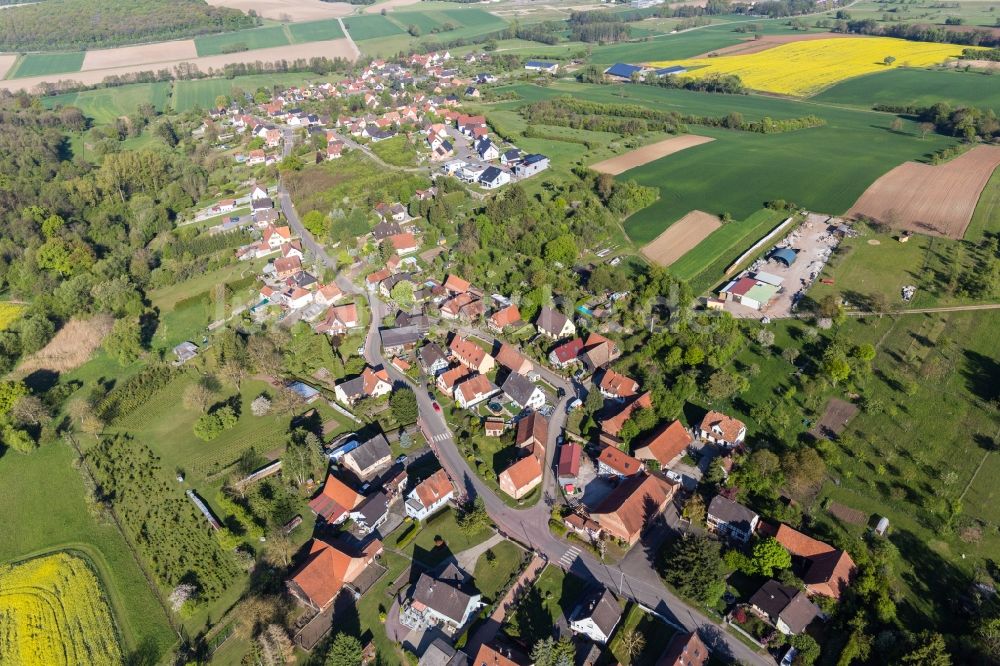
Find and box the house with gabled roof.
[488,304,522,332]
[549,338,584,368]
[536,306,575,340]
[406,469,454,521]
[449,335,495,374]
[287,538,383,611]
[598,368,639,401]
[597,446,643,478]
[499,452,542,500]
[698,410,746,448]
[334,366,392,406]
[343,433,392,480]
[437,365,473,397]
[658,631,710,666]
[308,474,363,524]
[455,374,499,409]
[633,420,693,469]
[767,523,857,599]
[315,302,360,335]
[748,580,820,635]
[591,472,676,545]
[706,495,759,543]
[600,392,653,437]
[569,587,623,644]
[501,372,545,411]
[515,411,548,452]
[404,564,483,632]
[495,342,533,375]
[443,274,471,294]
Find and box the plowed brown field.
[847,145,1000,239]
[641,210,721,266]
[590,134,713,175]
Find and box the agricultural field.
[6,52,85,79]
[41,82,172,124]
[193,25,290,56]
[844,0,1000,29]
[0,302,25,331]
[171,72,314,112]
[0,442,175,661]
[343,15,406,40]
[815,67,1000,112]
[966,165,1000,242]
[649,37,969,96]
[0,552,122,666]
[847,145,1000,238]
[287,17,345,42]
[590,134,714,176]
[640,209,721,267]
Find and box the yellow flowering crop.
[0,553,123,666]
[648,37,968,96]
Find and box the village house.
[515,411,548,452]
[287,538,383,611]
[590,473,676,546]
[471,643,530,666]
[524,61,558,74]
[579,332,621,372]
[660,632,710,666]
[405,469,454,521]
[597,368,639,401]
[557,442,582,489]
[403,565,483,633]
[449,335,495,374]
[498,452,542,500]
[315,283,344,306]
[495,342,533,375]
[375,202,407,223]
[350,491,390,535]
[443,274,471,294]
[536,306,576,340]
[455,374,500,409]
[632,420,693,469]
[600,392,653,438]
[484,416,506,437]
[334,366,392,406]
[596,445,644,478]
[273,256,302,280]
[315,302,360,335]
[372,220,403,241]
[698,410,746,448]
[706,495,759,543]
[437,365,473,398]
[418,342,450,375]
[748,580,821,635]
[420,639,465,666]
[342,433,393,480]
[549,338,585,369]
[308,474,362,524]
[513,154,550,178]
[475,137,500,161]
[767,523,857,599]
[479,166,510,190]
[488,304,522,333]
[380,325,423,356]
[501,372,546,411]
[389,232,419,255]
[569,587,623,644]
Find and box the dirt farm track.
[640,210,721,266]
[590,135,714,175]
[847,145,1000,239]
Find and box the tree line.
[0,0,260,51]
[834,18,1000,48]
[873,101,1000,141]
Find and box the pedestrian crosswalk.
[430,432,451,443]
[558,545,581,568]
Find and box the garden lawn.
[194,25,290,56]
[608,603,676,666]
[287,18,345,42]
[814,67,1000,113]
[41,82,172,124]
[965,164,1000,243]
[344,15,405,40]
[357,549,409,664]
[369,135,420,167]
[504,565,588,645]
[8,52,84,78]
[0,442,175,661]
[405,507,493,569]
[472,539,525,602]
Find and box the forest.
[0,0,259,51]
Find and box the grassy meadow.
[287,18,345,43]
[814,67,1000,112]
[344,15,406,41]
[194,25,290,57]
[8,52,85,78]
[41,82,172,123]
[965,165,1000,243]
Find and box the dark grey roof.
[373,220,402,239]
[708,495,758,531]
[338,375,366,399]
[293,272,317,288]
[382,272,414,291]
[418,342,448,369]
[419,638,458,666]
[411,572,474,624]
[354,491,388,525]
[380,325,423,349]
[749,580,819,634]
[346,433,391,472]
[501,372,538,408]
[480,166,504,184]
[573,587,623,637]
[252,197,274,210]
[396,312,430,330]
[536,306,569,335]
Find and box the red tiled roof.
[490,304,521,329]
[700,410,745,443]
[558,443,581,477]
[552,338,584,364]
[501,454,542,491]
[414,469,453,509]
[450,335,489,369]
[633,420,692,466]
[600,392,653,436]
[599,369,638,397]
[443,274,470,293]
[597,445,642,475]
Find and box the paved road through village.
[276,143,772,665]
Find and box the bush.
[194,405,238,441]
[395,522,418,547]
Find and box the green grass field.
[668,208,788,291]
[194,25,290,57]
[472,539,525,601]
[608,603,676,666]
[369,135,420,167]
[171,72,313,112]
[965,165,1000,242]
[8,52,85,79]
[814,68,1000,112]
[505,565,588,645]
[344,15,406,41]
[41,82,172,124]
[0,442,175,661]
[287,18,345,42]
[390,10,451,33]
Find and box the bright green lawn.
[608,603,676,666]
[405,507,493,569]
[504,564,588,645]
[172,73,315,111]
[965,165,1000,242]
[194,25,290,56]
[0,442,175,661]
[287,18,345,42]
[814,67,1000,112]
[369,135,420,167]
[344,15,406,40]
[472,540,525,602]
[41,82,172,123]
[8,52,85,78]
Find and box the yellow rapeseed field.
[648,37,968,96]
[0,552,123,666]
